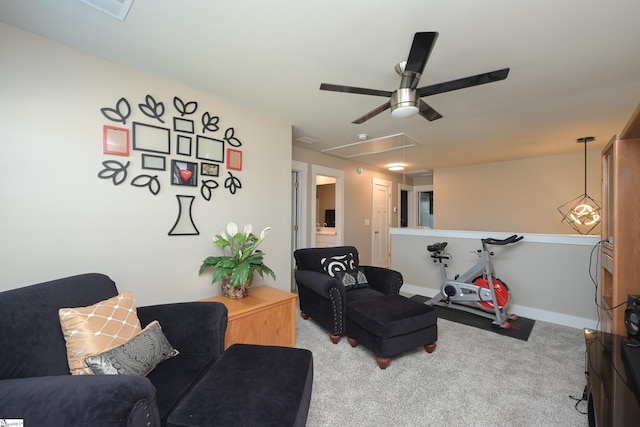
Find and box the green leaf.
[230,262,251,286]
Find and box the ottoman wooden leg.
[347,336,358,347]
[424,343,437,353]
[375,356,391,370]
[329,333,341,344]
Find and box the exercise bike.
[426,234,523,329]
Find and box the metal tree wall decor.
[557,136,601,234]
[97,94,246,236]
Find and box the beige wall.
[434,150,603,234]
[294,142,604,267]
[292,146,407,264]
[0,24,291,304]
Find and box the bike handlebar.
[481,234,523,246]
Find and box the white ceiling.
[2,0,640,175]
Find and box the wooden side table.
[201,285,297,349]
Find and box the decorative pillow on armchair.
[320,253,356,277]
[85,320,179,376]
[334,268,370,290]
[59,290,142,375]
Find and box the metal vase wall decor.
[97,94,247,236]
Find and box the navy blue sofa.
[0,273,313,427]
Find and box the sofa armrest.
[360,266,403,295]
[137,302,227,358]
[0,375,159,427]
[295,270,346,300]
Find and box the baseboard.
[401,283,598,330]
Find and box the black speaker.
[625,295,640,339]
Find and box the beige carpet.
[296,310,588,426]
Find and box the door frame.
[372,177,392,267]
[311,164,344,247]
[291,160,308,250]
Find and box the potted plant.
[199,222,276,298]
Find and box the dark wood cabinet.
[600,103,640,335]
[584,329,640,426]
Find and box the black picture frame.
[132,122,171,154]
[177,135,192,156]
[201,162,219,177]
[173,117,195,134]
[171,159,198,186]
[196,136,224,162]
[141,154,166,171]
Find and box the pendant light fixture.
[557,136,601,234]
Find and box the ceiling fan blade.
[418,68,510,98]
[419,100,443,121]
[352,101,391,124]
[401,32,439,89]
[320,83,392,98]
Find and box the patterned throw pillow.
[59,291,142,375]
[85,321,179,376]
[320,253,356,277]
[334,268,370,290]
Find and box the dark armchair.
[293,246,403,343]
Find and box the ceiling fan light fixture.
[390,88,419,118]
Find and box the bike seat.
[481,235,523,246]
[427,242,447,253]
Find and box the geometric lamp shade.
[557,193,601,235]
[557,136,601,235]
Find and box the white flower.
[226,222,238,237]
[259,227,271,241]
[243,224,253,236]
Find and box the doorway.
[418,190,434,228]
[311,165,344,247]
[416,186,434,228]
[291,160,308,292]
[372,178,391,268]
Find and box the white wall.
[0,24,292,305]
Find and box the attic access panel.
[80,0,134,21]
[321,133,422,158]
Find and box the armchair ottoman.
[294,246,403,344]
[347,295,437,369]
[294,246,437,368]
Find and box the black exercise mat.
[410,295,535,341]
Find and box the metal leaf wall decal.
[201,112,220,133]
[98,160,130,185]
[173,96,198,116]
[100,97,131,124]
[131,174,161,195]
[224,127,242,147]
[138,95,165,123]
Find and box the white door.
[372,178,391,267]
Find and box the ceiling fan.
[319,32,510,124]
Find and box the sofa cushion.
[147,353,215,421]
[59,290,142,375]
[335,267,370,290]
[320,252,356,277]
[85,321,179,376]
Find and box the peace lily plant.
[199,222,276,298]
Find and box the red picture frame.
[226,148,242,171]
[103,125,130,156]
